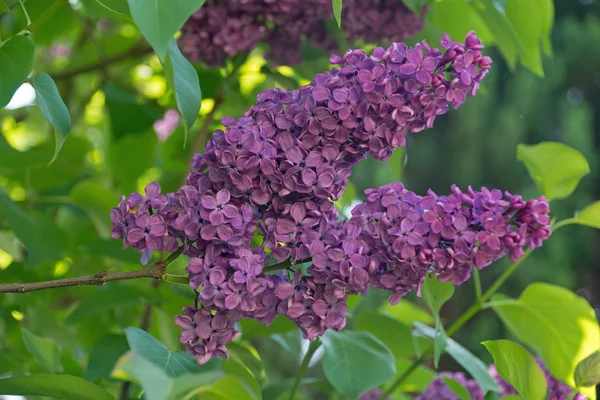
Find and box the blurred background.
[0,0,599,397]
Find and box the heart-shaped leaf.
[574,350,600,388]
[321,330,396,398]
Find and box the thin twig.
[0,247,183,294]
[288,338,321,400]
[52,44,153,81]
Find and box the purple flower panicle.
[107,33,545,367]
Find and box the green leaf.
[0,374,115,400]
[517,142,590,200]
[124,327,206,377]
[473,0,519,69]
[163,39,201,142]
[403,0,428,14]
[198,359,261,400]
[321,330,396,398]
[126,0,206,58]
[422,274,454,316]
[32,73,71,164]
[113,351,220,400]
[573,201,600,229]
[380,299,435,325]
[575,350,600,388]
[442,377,472,400]
[85,334,130,381]
[0,194,67,266]
[504,0,545,76]
[332,0,342,28]
[0,34,35,108]
[391,359,436,393]
[482,340,547,400]
[21,327,62,373]
[355,311,417,359]
[1,1,10,13]
[414,322,501,393]
[491,283,600,399]
[95,0,130,16]
[433,318,448,368]
[427,0,493,44]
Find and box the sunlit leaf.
[482,340,547,400]
[491,283,600,399]
[332,0,342,28]
[517,142,590,201]
[573,201,600,229]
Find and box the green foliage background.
[0,0,599,399]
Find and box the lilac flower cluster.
[179,0,331,66]
[109,34,546,367]
[419,361,586,400]
[349,182,550,304]
[489,361,587,400]
[179,0,425,66]
[307,0,426,56]
[416,372,483,400]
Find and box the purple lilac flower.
[110,34,506,365]
[154,109,180,141]
[180,0,425,67]
[417,372,483,400]
[489,360,587,400]
[351,183,550,305]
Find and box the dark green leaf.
[0,34,35,108]
[442,377,472,400]
[482,340,547,400]
[70,180,119,239]
[422,274,454,316]
[321,330,396,398]
[240,316,297,338]
[85,334,130,381]
[126,0,206,58]
[575,350,600,388]
[517,142,590,200]
[32,73,71,164]
[21,327,62,373]
[355,311,416,359]
[491,283,599,399]
[66,285,151,325]
[332,0,342,28]
[104,84,160,140]
[124,327,205,377]
[0,194,67,266]
[573,201,600,229]
[164,39,201,141]
[0,374,115,400]
[96,0,130,16]
[414,322,500,393]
